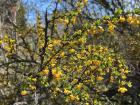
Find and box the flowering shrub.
[19,14,133,104]
[1,0,140,104]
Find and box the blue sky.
[22,0,56,24]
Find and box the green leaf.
[127,81,132,87]
[95,19,101,26]
[134,8,140,14]
[103,15,110,20]
[115,9,123,16]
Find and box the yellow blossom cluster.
[42,69,49,75]
[21,90,28,96]
[64,89,71,94]
[119,16,125,22]
[127,15,140,25]
[69,94,79,101]
[108,22,116,33]
[52,69,62,81]
[0,35,15,57]
[118,87,127,93]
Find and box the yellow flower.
[21,90,28,96]
[119,64,123,67]
[77,8,82,13]
[118,87,127,93]
[136,19,140,25]
[132,17,140,25]
[83,0,88,5]
[48,44,53,50]
[51,63,55,67]
[27,77,32,81]
[31,78,37,82]
[127,16,140,25]
[77,54,81,58]
[127,16,133,24]
[42,69,49,75]
[53,71,62,80]
[78,37,86,44]
[85,60,92,66]
[124,69,130,74]
[120,69,125,73]
[87,45,92,52]
[96,76,104,81]
[0,40,3,44]
[52,69,57,74]
[71,17,76,24]
[64,19,69,24]
[29,85,36,90]
[64,89,71,94]
[119,16,125,22]
[84,71,90,75]
[103,47,108,52]
[52,39,61,46]
[4,35,8,40]
[59,19,69,24]
[110,76,114,83]
[108,57,112,61]
[121,81,127,85]
[122,75,127,79]
[55,72,61,78]
[72,79,78,84]
[60,18,69,24]
[108,23,116,33]
[60,51,65,57]
[85,103,89,105]
[76,30,82,34]
[69,49,76,53]
[59,18,63,23]
[92,60,101,66]
[76,83,83,90]
[10,39,15,43]
[4,46,11,52]
[69,95,76,101]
